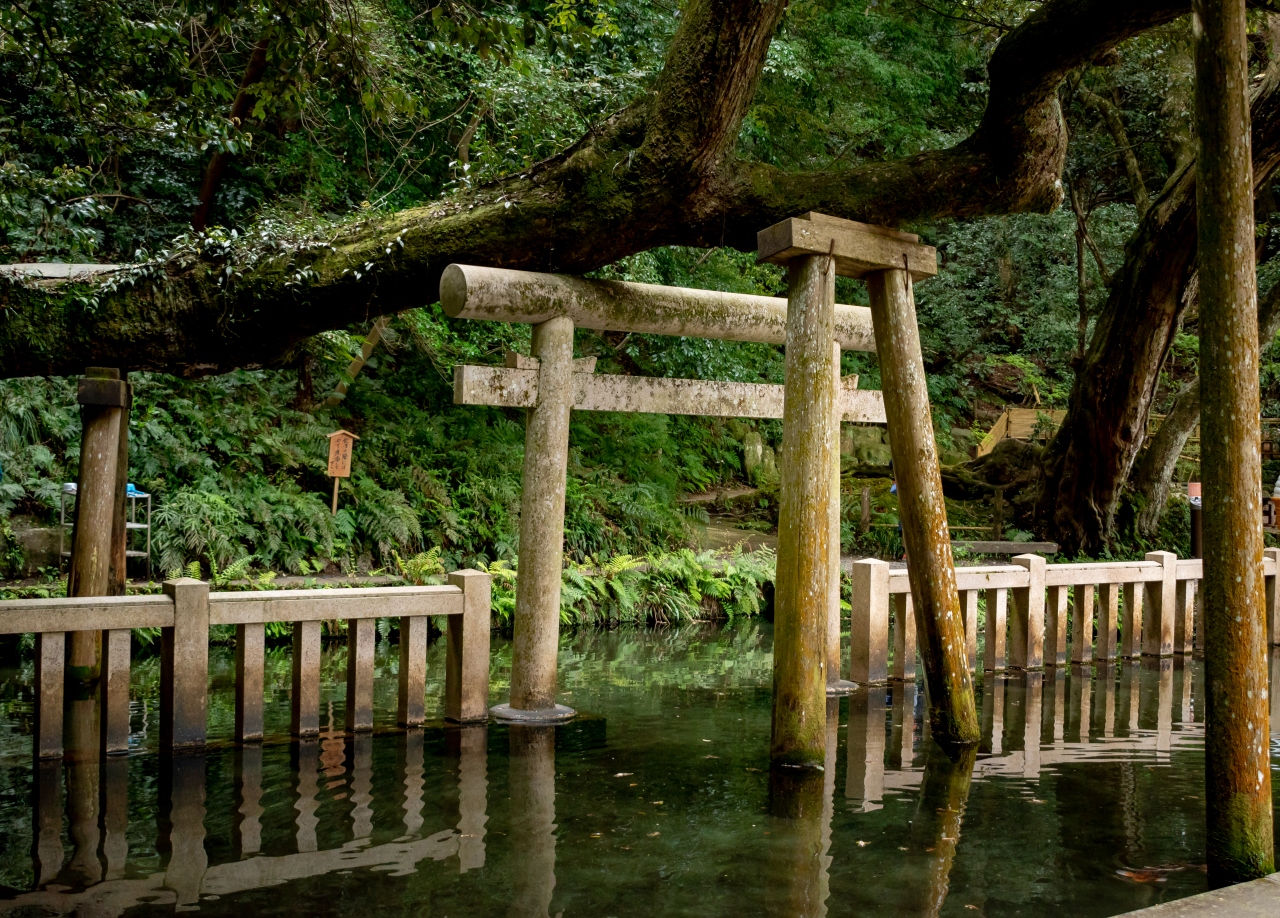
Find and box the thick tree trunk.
[0,0,1190,379]
[1194,0,1275,882]
[1037,59,1280,555]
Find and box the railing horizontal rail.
[1044,561,1161,587]
[208,585,463,625]
[0,594,173,634]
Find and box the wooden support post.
[1071,584,1095,665]
[849,559,889,684]
[290,620,321,737]
[397,615,427,726]
[984,589,1007,672]
[961,590,979,672]
[828,343,855,695]
[770,253,837,767]
[235,623,265,742]
[68,368,127,680]
[1196,0,1275,879]
[108,378,131,595]
[1174,579,1196,655]
[503,315,576,723]
[160,578,209,750]
[1142,551,1176,657]
[992,489,1005,541]
[1097,583,1120,661]
[345,617,376,732]
[1046,585,1070,666]
[892,592,916,682]
[1264,547,1280,646]
[100,628,131,755]
[447,570,492,722]
[34,631,65,760]
[1010,554,1045,670]
[865,267,977,746]
[859,486,871,534]
[1122,582,1144,659]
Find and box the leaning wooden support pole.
[1194,0,1276,883]
[866,268,978,748]
[498,316,577,723]
[770,254,837,767]
[828,342,855,695]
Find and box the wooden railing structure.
[848,550,1280,683]
[2,572,492,760]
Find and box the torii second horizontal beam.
[440,264,877,352]
[454,365,887,423]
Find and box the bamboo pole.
[771,254,837,767]
[866,269,978,748]
[1194,0,1275,883]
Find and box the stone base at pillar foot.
[826,679,859,696]
[490,703,576,724]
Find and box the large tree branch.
[0,0,1190,378]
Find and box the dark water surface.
[0,622,1276,917]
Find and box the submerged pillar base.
[490,703,576,724]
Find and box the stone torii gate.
[758,213,978,763]
[441,261,886,723]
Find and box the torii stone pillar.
[760,213,979,762]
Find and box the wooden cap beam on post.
[440,263,878,351]
[757,213,938,280]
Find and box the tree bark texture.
[0,0,1191,379]
[867,268,979,749]
[771,255,836,768]
[1194,0,1275,882]
[1037,56,1280,554]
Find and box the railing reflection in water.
[5,650,1278,918]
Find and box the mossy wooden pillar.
[496,316,577,724]
[761,212,978,754]
[767,252,837,767]
[67,368,127,682]
[1193,0,1275,883]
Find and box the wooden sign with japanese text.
[327,430,359,478]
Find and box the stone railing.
[0,572,492,759]
[848,550,1280,683]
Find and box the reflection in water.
[350,732,374,842]
[846,687,885,812]
[31,760,62,887]
[293,739,321,853]
[452,725,488,872]
[508,725,557,918]
[766,765,825,917]
[235,744,264,857]
[158,754,208,908]
[402,728,426,838]
[902,741,979,918]
[889,682,916,768]
[100,755,129,880]
[979,675,1003,755]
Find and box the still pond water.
[0,622,1275,917]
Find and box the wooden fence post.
[447,569,492,722]
[235,623,265,742]
[100,628,131,755]
[34,632,65,760]
[1142,551,1176,657]
[1265,547,1280,646]
[893,592,917,682]
[1010,554,1045,670]
[849,559,889,684]
[397,615,428,727]
[345,617,376,732]
[1122,582,1144,659]
[291,620,322,737]
[160,578,209,750]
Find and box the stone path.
[1117,874,1280,916]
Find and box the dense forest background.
[3,0,1279,579]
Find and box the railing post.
[1071,585,1095,664]
[1265,547,1280,646]
[34,631,65,760]
[235,623,265,742]
[291,620,322,737]
[1174,578,1196,655]
[849,559,890,684]
[345,617,376,732]
[1122,582,1144,658]
[892,592,916,682]
[446,570,492,722]
[1142,551,1177,657]
[1010,555,1045,670]
[983,589,1007,672]
[101,628,131,755]
[961,590,979,671]
[398,615,428,726]
[161,578,209,750]
[1046,584,1069,666]
[1097,583,1120,661]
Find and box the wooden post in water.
[1194,0,1275,882]
[498,316,577,723]
[68,368,127,682]
[108,376,131,595]
[865,268,979,747]
[828,342,855,695]
[760,213,977,754]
